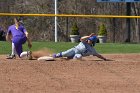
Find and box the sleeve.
[7,26,11,35]
[23,26,27,33]
[20,25,27,33]
[91,48,98,55]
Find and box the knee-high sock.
[11,42,16,55]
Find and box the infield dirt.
[0,54,140,93]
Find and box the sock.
[56,52,62,57]
[20,51,28,58]
[11,42,16,55]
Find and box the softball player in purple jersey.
[53,33,108,61]
[6,17,32,59]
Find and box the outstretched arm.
[80,36,90,42]
[80,33,96,42]
[94,54,107,61]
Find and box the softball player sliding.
[53,33,108,60]
[6,17,32,59]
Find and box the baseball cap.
[15,17,24,24]
[88,36,97,42]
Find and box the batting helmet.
[88,36,97,42]
[88,36,97,46]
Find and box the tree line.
[0,0,140,42]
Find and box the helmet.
[88,36,97,46]
[88,36,97,42]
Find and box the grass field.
[1,41,140,54]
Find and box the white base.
[37,56,54,61]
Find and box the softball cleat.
[6,54,16,59]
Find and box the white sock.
[11,42,16,55]
[20,51,28,58]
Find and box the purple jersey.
[8,24,27,37]
[7,24,27,57]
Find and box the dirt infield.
[0,54,140,93]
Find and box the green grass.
[1,41,140,54]
[95,43,140,54]
[0,41,77,54]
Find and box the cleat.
[52,54,57,58]
[52,53,62,58]
[6,54,16,59]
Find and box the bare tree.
[1,0,140,42]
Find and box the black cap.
[15,17,24,24]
